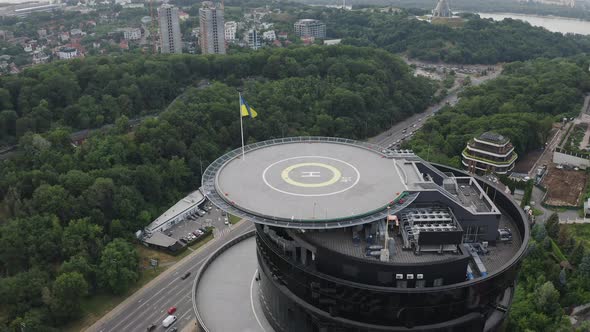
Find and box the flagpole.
[239,92,245,160]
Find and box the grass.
[64,236,214,332]
[565,223,590,247]
[532,207,545,216]
[229,214,241,224]
[550,238,568,262]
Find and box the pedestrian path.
[213,225,233,238]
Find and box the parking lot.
[164,202,231,243]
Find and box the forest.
[0,46,434,330]
[318,10,590,64]
[408,56,590,167]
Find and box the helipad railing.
[201,137,418,229]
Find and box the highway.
[86,220,254,332]
[369,69,501,148]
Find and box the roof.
[146,190,205,232]
[478,132,509,144]
[143,231,178,247]
[203,137,499,229]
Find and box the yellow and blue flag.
[240,94,258,118]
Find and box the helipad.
[207,138,409,227]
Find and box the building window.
[415,280,426,288]
[433,278,444,287]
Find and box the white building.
[294,19,326,38]
[262,30,276,41]
[158,4,182,54]
[224,21,237,41]
[56,47,78,60]
[200,1,226,54]
[121,27,141,40]
[247,29,261,50]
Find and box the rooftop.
[145,190,205,232]
[203,137,499,229]
[299,207,521,274]
[478,132,509,144]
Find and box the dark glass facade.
[255,165,529,332]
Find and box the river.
[477,12,590,35]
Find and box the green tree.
[97,239,139,294]
[61,218,103,260]
[50,272,88,322]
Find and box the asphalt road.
[87,220,254,332]
[369,69,500,149]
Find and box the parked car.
[162,315,177,328]
[168,306,177,315]
[146,323,156,331]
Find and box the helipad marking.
[262,156,360,197]
[281,162,342,188]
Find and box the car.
[196,209,206,216]
[162,315,177,328]
[418,118,422,121]
[168,306,177,315]
[199,227,207,233]
[224,220,230,225]
[169,328,178,332]
[412,124,417,128]
[146,323,156,331]
[179,238,187,244]
[181,271,191,280]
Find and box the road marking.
[250,269,267,332]
[101,223,252,332]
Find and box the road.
[369,67,501,148]
[86,220,253,332]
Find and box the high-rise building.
[247,29,261,50]
[294,19,326,38]
[194,137,529,332]
[158,4,182,54]
[224,21,237,42]
[462,132,518,175]
[199,1,226,55]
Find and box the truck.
[162,315,177,328]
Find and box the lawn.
[64,236,213,332]
[229,214,242,224]
[565,223,590,247]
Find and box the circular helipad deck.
[204,138,408,228]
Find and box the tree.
[534,281,562,317]
[31,184,69,220]
[98,239,139,294]
[62,218,103,260]
[570,243,586,266]
[50,272,88,322]
[546,213,560,239]
[579,253,590,278]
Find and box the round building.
[196,137,530,332]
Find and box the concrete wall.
[553,151,590,169]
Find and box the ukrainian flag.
[240,94,258,118]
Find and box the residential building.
[462,132,518,175]
[158,4,182,54]
[178,10,189,21]
[224,21,237,41]
[247,29,261,50]
[199,1,226,55]
[277,31,288,40]
[294,19,326,38]
[56,47,78,60]
[120,27,142,40]
[262,30,276,41]
[324,39,342,45]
